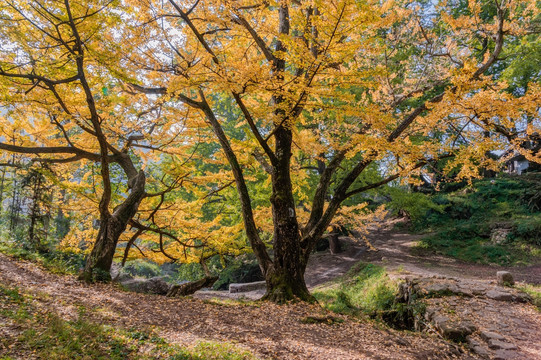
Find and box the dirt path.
[0,253,472,360]
[350,221,541,360]
[195,220,540,302]
[356,219,541,284]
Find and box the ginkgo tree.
[127,0,540,301]
[0,0,153,281]
[0,0,214,281]
[0,0,262,283]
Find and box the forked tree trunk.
[79,171,146,282]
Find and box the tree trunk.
[263,264,313,303]
[0,166,6,214]
[262,126,314,303]
[79,171,145,282]
[329,234,342,254]
[28,174,42,250]
[9,168,19,232]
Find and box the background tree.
[0,0,176,281]
[0,0,257,281]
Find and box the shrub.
[384,187,445,223]
[413,174,541,265]
[121,259,162,278]
[213,256,264,290]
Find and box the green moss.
[516,283,541,310]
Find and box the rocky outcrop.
[394,274,536,359]
[490,228,510,244]
[394,275,530,304]
[120,276,170,295]
[229,281,266,293]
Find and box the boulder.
[229,281,267,293]
[121,277,170,295]
[438,321,476,342]
[493,350,519,360]
[487,339,517,351]
[110,263,121,279]
[491,228,510,244]
[480,331,505,342]
[467,337,491,358]
[496,271,514,286]
[486,289,514,302]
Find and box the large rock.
[121,277,170,295]
[497,271,514,286]
[487,339,517,351]
[486,289,514,302]
[438,321,476,342]
[480,331,505,342]
[229,281,266,293]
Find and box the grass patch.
[313,263,398,316]
[313,262,425,330]
[0,284,258,360]
[516,283,541,310]
[0,239,85,275]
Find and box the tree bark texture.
[80,171,146,282]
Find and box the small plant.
[384,187,446,222]
[313,262,416,329]
[516,283,541,310]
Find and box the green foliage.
[213,255,264,291]
[516,284,541,311]
[121,259,162,278]
[0,284,258,360]
[313,262,397,316]
[384,186,445,222]
[0,238,85,275]
[413,174,541,265]
[511,217,541,246]
[174,262,206,283]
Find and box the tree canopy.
[0,0,539,300]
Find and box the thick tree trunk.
[79,171,145,282]
[80,214,123,282]
[262,126,314,303]
[262,263,313,303]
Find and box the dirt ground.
[0,252,474,360]
[1,222,540,359]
